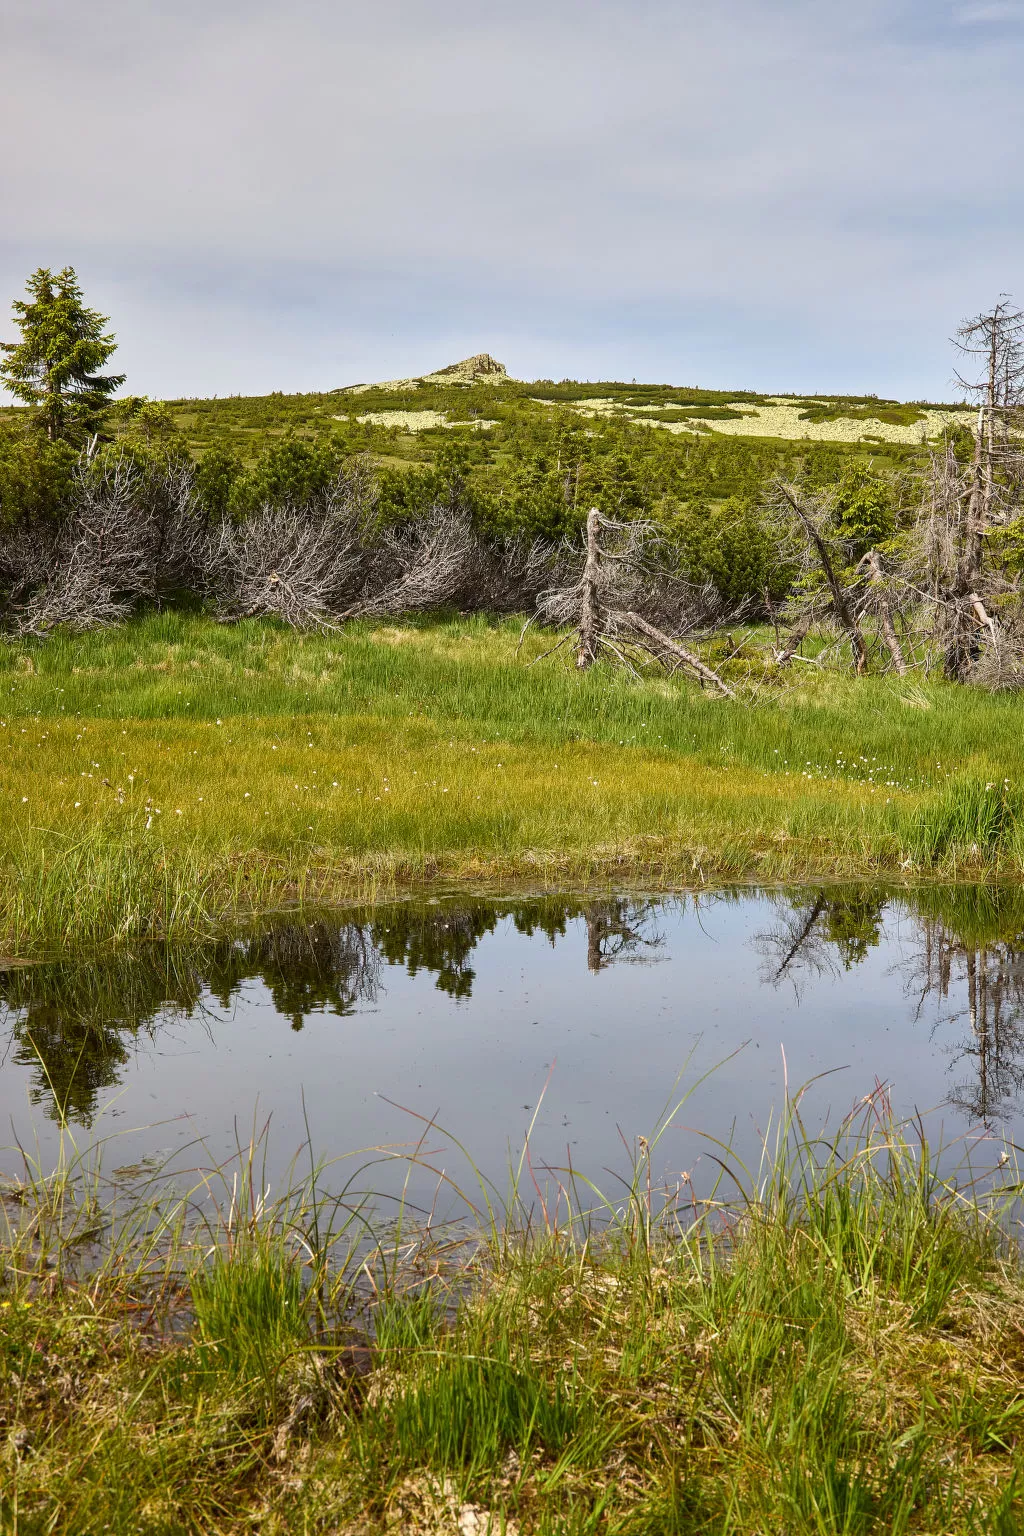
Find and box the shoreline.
[4,838,1024,959]
[2,1097,1021,1531]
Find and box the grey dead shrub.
[206,462,378,629]
[533,510,738,695]
[6,453,207,636]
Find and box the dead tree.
[469,536,561,615]
[575,506,604,669]
[530,508,738,698]
[856,548,908,676]
[906,422,1024,683]
[771,614,813,668]
[918,299,1024,682]
[2,452,210,635]
[339,505,487,622]
[11,455,156,634]
[146,456,210,601]
[211,503,365,629]
[768,481,870,674]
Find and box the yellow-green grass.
[1,611,1022,951]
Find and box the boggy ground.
[0,611,1022,952]
[2,1098,1024,1534]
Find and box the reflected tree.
[369,905,502,999]
[204,922,381,1030]
[8,1006,133,1127]
[755,889,886,990]
[903,889,1024,1124]
[2,896,672,1128]
[0,919,381,1120]
[1,947,208,1126]
[583,899,665,972]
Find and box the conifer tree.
[1,267,125,443]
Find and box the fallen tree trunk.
[774,616,812,668]
[778,484,870,674]
[620,611,737,700]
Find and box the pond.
[2,886,1023,1216]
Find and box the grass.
[2,1089,1024,1533]
[0,611,1022,950]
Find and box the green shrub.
[0,421,77,527]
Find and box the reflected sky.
[2,887,1021,1212]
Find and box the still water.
[2,887,1023,1211]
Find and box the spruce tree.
[1,266,125,443]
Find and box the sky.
[1,0,1022,401]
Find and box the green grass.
[0,611,1022,950]
[3,1091,1024,1533]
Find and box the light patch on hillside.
[568,397,974,444]
[342,379,421,395]
[695,400,973,443]
[345,410,498,431]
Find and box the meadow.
[3,299,1022,1532]
[0,610,1022,952]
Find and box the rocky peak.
[333,353,511,395]
[425,353,508,384]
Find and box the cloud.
[955,2,1022,21]
[1,0,1022,399]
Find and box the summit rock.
[424,353,508,384]
[334,353,511,394]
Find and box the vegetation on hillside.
[0,265,949,616]
[0,272,1021,944]
[0,272,1018,685]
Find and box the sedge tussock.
[2,1091,1024,1532]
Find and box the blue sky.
[2,0,1021,400]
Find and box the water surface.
[2,886,1022,1211]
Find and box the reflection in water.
[909,890,1024,1125]
[5,888,1024,1132]
[1,898,658,1125]
[755,889,886,988]
[584,900,665,972]
[755,885,1024,1127]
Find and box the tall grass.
[904,776,1024,864]
[0,612,1022,950]
[2,1089,1024,1532]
